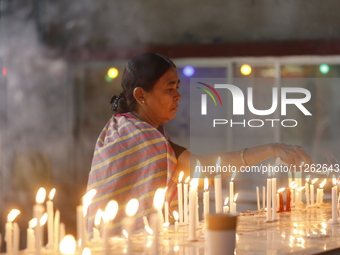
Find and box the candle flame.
[305,175,311,183]
[333,175,337,186]
[298,186,305,192]
[173,211,179,221]
[174,246,179,252]
[289,181,296,188]
[277,187,285,193]
[143,216,150,228]
[145,225,153,235]
[126,198,139,216]
[29,218,37,228]
[105,200,119,221]
[40,213,48,226]
[204,177,209,191]
[59,235,76,255]
[94,209,103,227]
[82,190,97,217]
[319,179,327,188]
[234,193,239,202]
[185,176,190,183]
[82,248,91,255]
[231,171,236,181]
[49,188,56,200]
[190,178,199,189]
[216,156,221,166]
[7,209,20,222]
[224,197,229,205]
[82,189,97,205]
[36,187,46,204]
[311,178,318,185]
[163,222,170,228]
[178,171,184,183]
[153,188,165,210]
[122,229,128,238]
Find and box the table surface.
[84,203,340,255]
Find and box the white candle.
[60,223,66,241]
[229,175,235,214]
[173,211,179,232]
[53,210,60,253]
[13,223,19,255]
[272,178,277,221]
[184,177,190,224]
[305,176,310,207]
[256,186,260,212]
[164,201,169,224]
[177,171,184,224]
[27,219,36,252]
[103,200,118,255]
[46,188,55,250]
[262,186,266,210]
[233,193,238,214]
[203,177,210,218]
[266,179,272,222]
[215,157,223,213]
[319,179,327,205]
[310,178,318,206]
[6,209,20,255]
[223,197,229,214]
[125,199,139,255]
[34,188,46,255]
[330,176,338,224]
[276,193,280,210]
[189,179,198,241]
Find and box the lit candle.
[229,172,236,214]
[92,209,102,242]
[277,188,285,212]
[125,198,139,255]
[103,200,118,255]
[329,175,338,224]
[59,235,76,255]
[6,209,20,255]
[290,182,296,207]
[177,171,184,224]
[183,176,190,224]
[46,188,56,250]
[53,210,60,254]
[297,186,306,206]
[262,186,266,210]
[154,188,165,232]
[188,178,198,241]
[256,186,260,212]
[305,175,310,207]
[223,197,229,214]
[34,188,46,255]
[265,178,272,222]
[203,177,210,218]
[215,157,222,213]
[271,178,278,221]
[173,211,179,232]
[310,178,318,206]
[233,193,238,213]
[318,179,327,205]
[59,222,66,241]
[27,219,36,253]
[80,189,97,249]
[13,222,19,255]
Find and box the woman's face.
[142,67,181,126]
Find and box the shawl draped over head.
[86,113,178,236]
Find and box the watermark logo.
[196,82,223,115]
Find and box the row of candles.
[4,159,340,255]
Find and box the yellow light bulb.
[107,68,119,79]
[240,64,252,76]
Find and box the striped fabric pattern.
[87,113,178,235]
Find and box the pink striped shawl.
[86,113,178,236]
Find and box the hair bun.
[110,92,124,111]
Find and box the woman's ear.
[133,87,146,105]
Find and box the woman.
[86,53,312,236]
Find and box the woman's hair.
[110,53,176,113]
